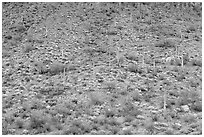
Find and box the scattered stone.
[155,122,168,127]
[173,123,182,130]
[136,115,145,120]
[151,110,159,114]
[181,105,190,112]
[46,105,51,109]
[122,126,133,132]
[22,129,29,134]
[147,106,156,110]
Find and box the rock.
[173,123,182,130]
[155,122,168,127]
[181,105,190,112]
[151,110,159,114]
[122,126,133,133]
[136,115,145,120]
[147,106,155,110]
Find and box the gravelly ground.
[2,2,202,135]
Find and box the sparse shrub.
[177,89,200,107]
[33,61,48,74]
[106,118,117,126]
[110,126,120,134]
[94,115,106,125]
[191,101,202,112]
[104,108,116,118]
[29,110,48,132]
[66,64,77,71]
[9,40,18,47]
[144,118,155,134]
[122,127,133,135]
[15,117,24,129]
[125,115,134,122]
[23,42,35,53]
[83,47,96,56]
[129,90,142,101]
[55,103,72,115]
[63,125,82,135]
[120,97,142,117]
[116,52,125,67]
[186,25,196,33]
[89,92,106,106]
[49,61,66,75]
[190,58,202,67]
[170,57,182,66]
[164,128,174,135]
[127,51,139,61]
[2,50,10,58]
[103,81,117,91]
[182,114,196,124]
[155,38,176,49]
[127,63,138,73]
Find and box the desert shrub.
[93,115,106,125]
[23,42,35,53]
[177,90,200,107]
[182,114,196,124]
[186,25,196,33]
[49,86,65,97]
[55,103,72,115]
[15,117,24,129]
[127,63,138,73]
[144,118,155,134]
[89,92,106,106]
[110,126,120,134]
[154,38,176,49]
[49,61,66,75]
[104,108,116,118]
[83,47,96,56]
[164,128,174,135]
[190,58,202,67]
[103,81,117,91]
[127,51,139,61]
[106,118,117,126]
[129,90,142,102]
[2,50,11,58]
[29,98,46,110]
[66,64,77,71]
[170,57,182,66]
[120,97,142,117]
[29,110,48,131]
[63,125,82,135]
[33,61,48,74]
[190,101,202,112]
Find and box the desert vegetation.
[2,2,202,135]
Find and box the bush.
[23,42,35,53]
[190,58,202,67]
[89,92,106,106]
[155,38,176,49]
[29,110,48,131]
[49,61,66,75]
[182,114,196,124]
[33,61,48,74]
[15,117,24,129]
[191,101,202,112]
[127,63,138,73]
[186,25,196,33]
[103,81,117,91]
[127,51,139,61]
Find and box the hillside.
[2,2,202,135]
